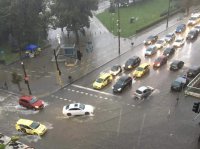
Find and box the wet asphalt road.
[1,24,200,149]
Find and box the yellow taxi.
[15,119,47,136]
[132,63,150,78]
[93,73,113,89]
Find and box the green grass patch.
[96,0,170,37]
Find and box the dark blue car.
[175,24,186,33]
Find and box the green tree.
[11,72,22,92]
[51,0,98,44]
[0,0,49,52]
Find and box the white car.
[133,86,154,99]
[194,25,200,33]
[173,37,185,48]
[110,65,122,76]
[145,45,157,56]
[62,103,94,117]
[155,39,167,49]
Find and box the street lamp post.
[166,0,171,29]
[21,61,32,95]
[117,0,121,55]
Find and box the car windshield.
[136,90,142,94]
[146,48,153,51]
[166,34,172,38]
[116,78,124,85]
[136,67,143,71]
[189,31,195,35]
[126,59,133,65]
[79,103,85,110]
[155,58,162,62]
[30,121,40,129]
[157,40,163,44]
[175,39,182,42]
[29,96,38,104]
[111,66,119,71]
[96,78,103,83]
[165,48,171,52]
[147,36,154,39]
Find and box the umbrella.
[25,44,39,52]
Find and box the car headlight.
[128,65,132,68]
[117,88,122,91]
[157,64,160,67]
[35,106,39,109]
[191,36,194,38]
[166,54,169,56]
[123,64,125,68]
[112,86,114,89]
[143,40,146,43]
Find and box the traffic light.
[192,102,200,113]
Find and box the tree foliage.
[51,0,98,43]
[0,0,49,49]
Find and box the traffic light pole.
[21,61,32,95]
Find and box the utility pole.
[21,61,32,95]
[117,0,121,55]
[53,49,63,87]
[166,0,171,29]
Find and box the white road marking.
[136,113,146,149]
[60,98,63,100]
[117,108,122,136]
[71,84,120,98]
[76,90,79,93]
[64,99,68,101]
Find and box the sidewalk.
[0,4,199,97]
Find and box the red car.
[153,56,167,68]
[19,96,44,110]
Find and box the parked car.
[171,76,189,91]
[164,33,176,43]
[110,65,122,76]
[175,24,186,33]
[93,73,113,89]
[123,56,141,70]
[145,45,157,56]
[186,29,198,41]
[194,25,200,33]
[170,60,184,71]
[173,37,185,48]
[153,56,167,68]
[133,86,154,99]
[112,75,132,93]
[155,39,167,49]
[15,119,47,136]
[62,103,94,117]
[187,66,200,77]
[163,47,175,57]
[19,96,44,110]
[143,35,158,45]
[133,63,150,78]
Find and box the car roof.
[17,119,33,126]
[68,103,81,109]
[177,24,185,28]
[99,73,111,79]
[165,47,173,51]
[156,55,166,59]
[139,63,149,68]
[119,75,130,81]
[175,77,186,83]
[137,86,148,92]
[20,96,33,101]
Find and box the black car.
[163,47,175,57]
[186,29,198,41]
[187,66,200,77]
[143,35,158,45]
[170,60,184,71]
[175,24,186,34]
[124,56,141,70]
[171,76,189,91]
[194,25,200,33]
[164,33,176,43]
[112,76,132,93]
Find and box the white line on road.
[136,113,146,149]
[117,108,122,137]
[71,84,120,98]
